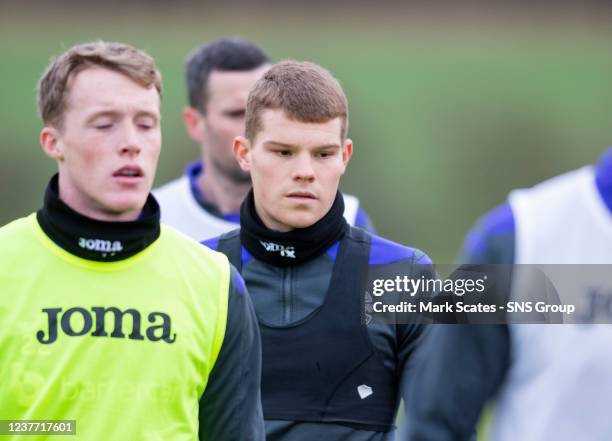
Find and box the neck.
[37,174,161,261]
[239,190,347,266]
[198,161,251,214]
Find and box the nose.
[118,123,141,156]
[292,153,315,183]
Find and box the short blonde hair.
[38,41,162,127]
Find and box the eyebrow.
[85,110,159,124]
[263,141,341,150]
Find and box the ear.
[183,106,206,144]
[233,135,252,172]
[40,126,64,161]
[339,138,353,174]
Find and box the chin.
[104,194,148,215]
[282,213,320,229]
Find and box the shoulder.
[347,227,432,266]
[0,214,38,250]
[459,167,591,265]
[342,193,359,209]
[460,202,516,264]
[161,223,219,253]
[341,192,360,225]
[202,229,240,252]
[342,193,376,233]
[0,214,49,271]
[160,224,229,269]
[0,214,32,238]
[509,166,592,208]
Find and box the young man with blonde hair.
[155,37,375,241]
[205,60,432,441]
[0,41,263,441]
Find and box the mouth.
[112,165,144,181]
[286,191,317,200]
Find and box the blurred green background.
[2,2,612,263]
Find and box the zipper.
[282,266,293,324]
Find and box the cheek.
[64,137,105,168]
[209,116,243,140]
[220,124,243,143]
[252,156,282,185]
[322,162,344,182]
[251,169,270,194]
[318,166,343,195]
[145,131,162,157]
[251,164,281,200]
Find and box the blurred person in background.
[205,60,432,441]
[0,41,264,441]
[405,148,612,440]
[154,37,375,240]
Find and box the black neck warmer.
[240,190,348,266]
[36,174,161,262]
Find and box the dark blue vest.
[217,226,398,432]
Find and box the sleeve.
[402,324,511,441]
[458,202,516,264]
[198,265,265,441]
[395,252,436,398]
[354,207,377,234]
[401,205,516,441]
[395,253,435,389]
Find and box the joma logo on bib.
[37,307,176,345]
[259,241,296,258]
[78,237,123,253]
